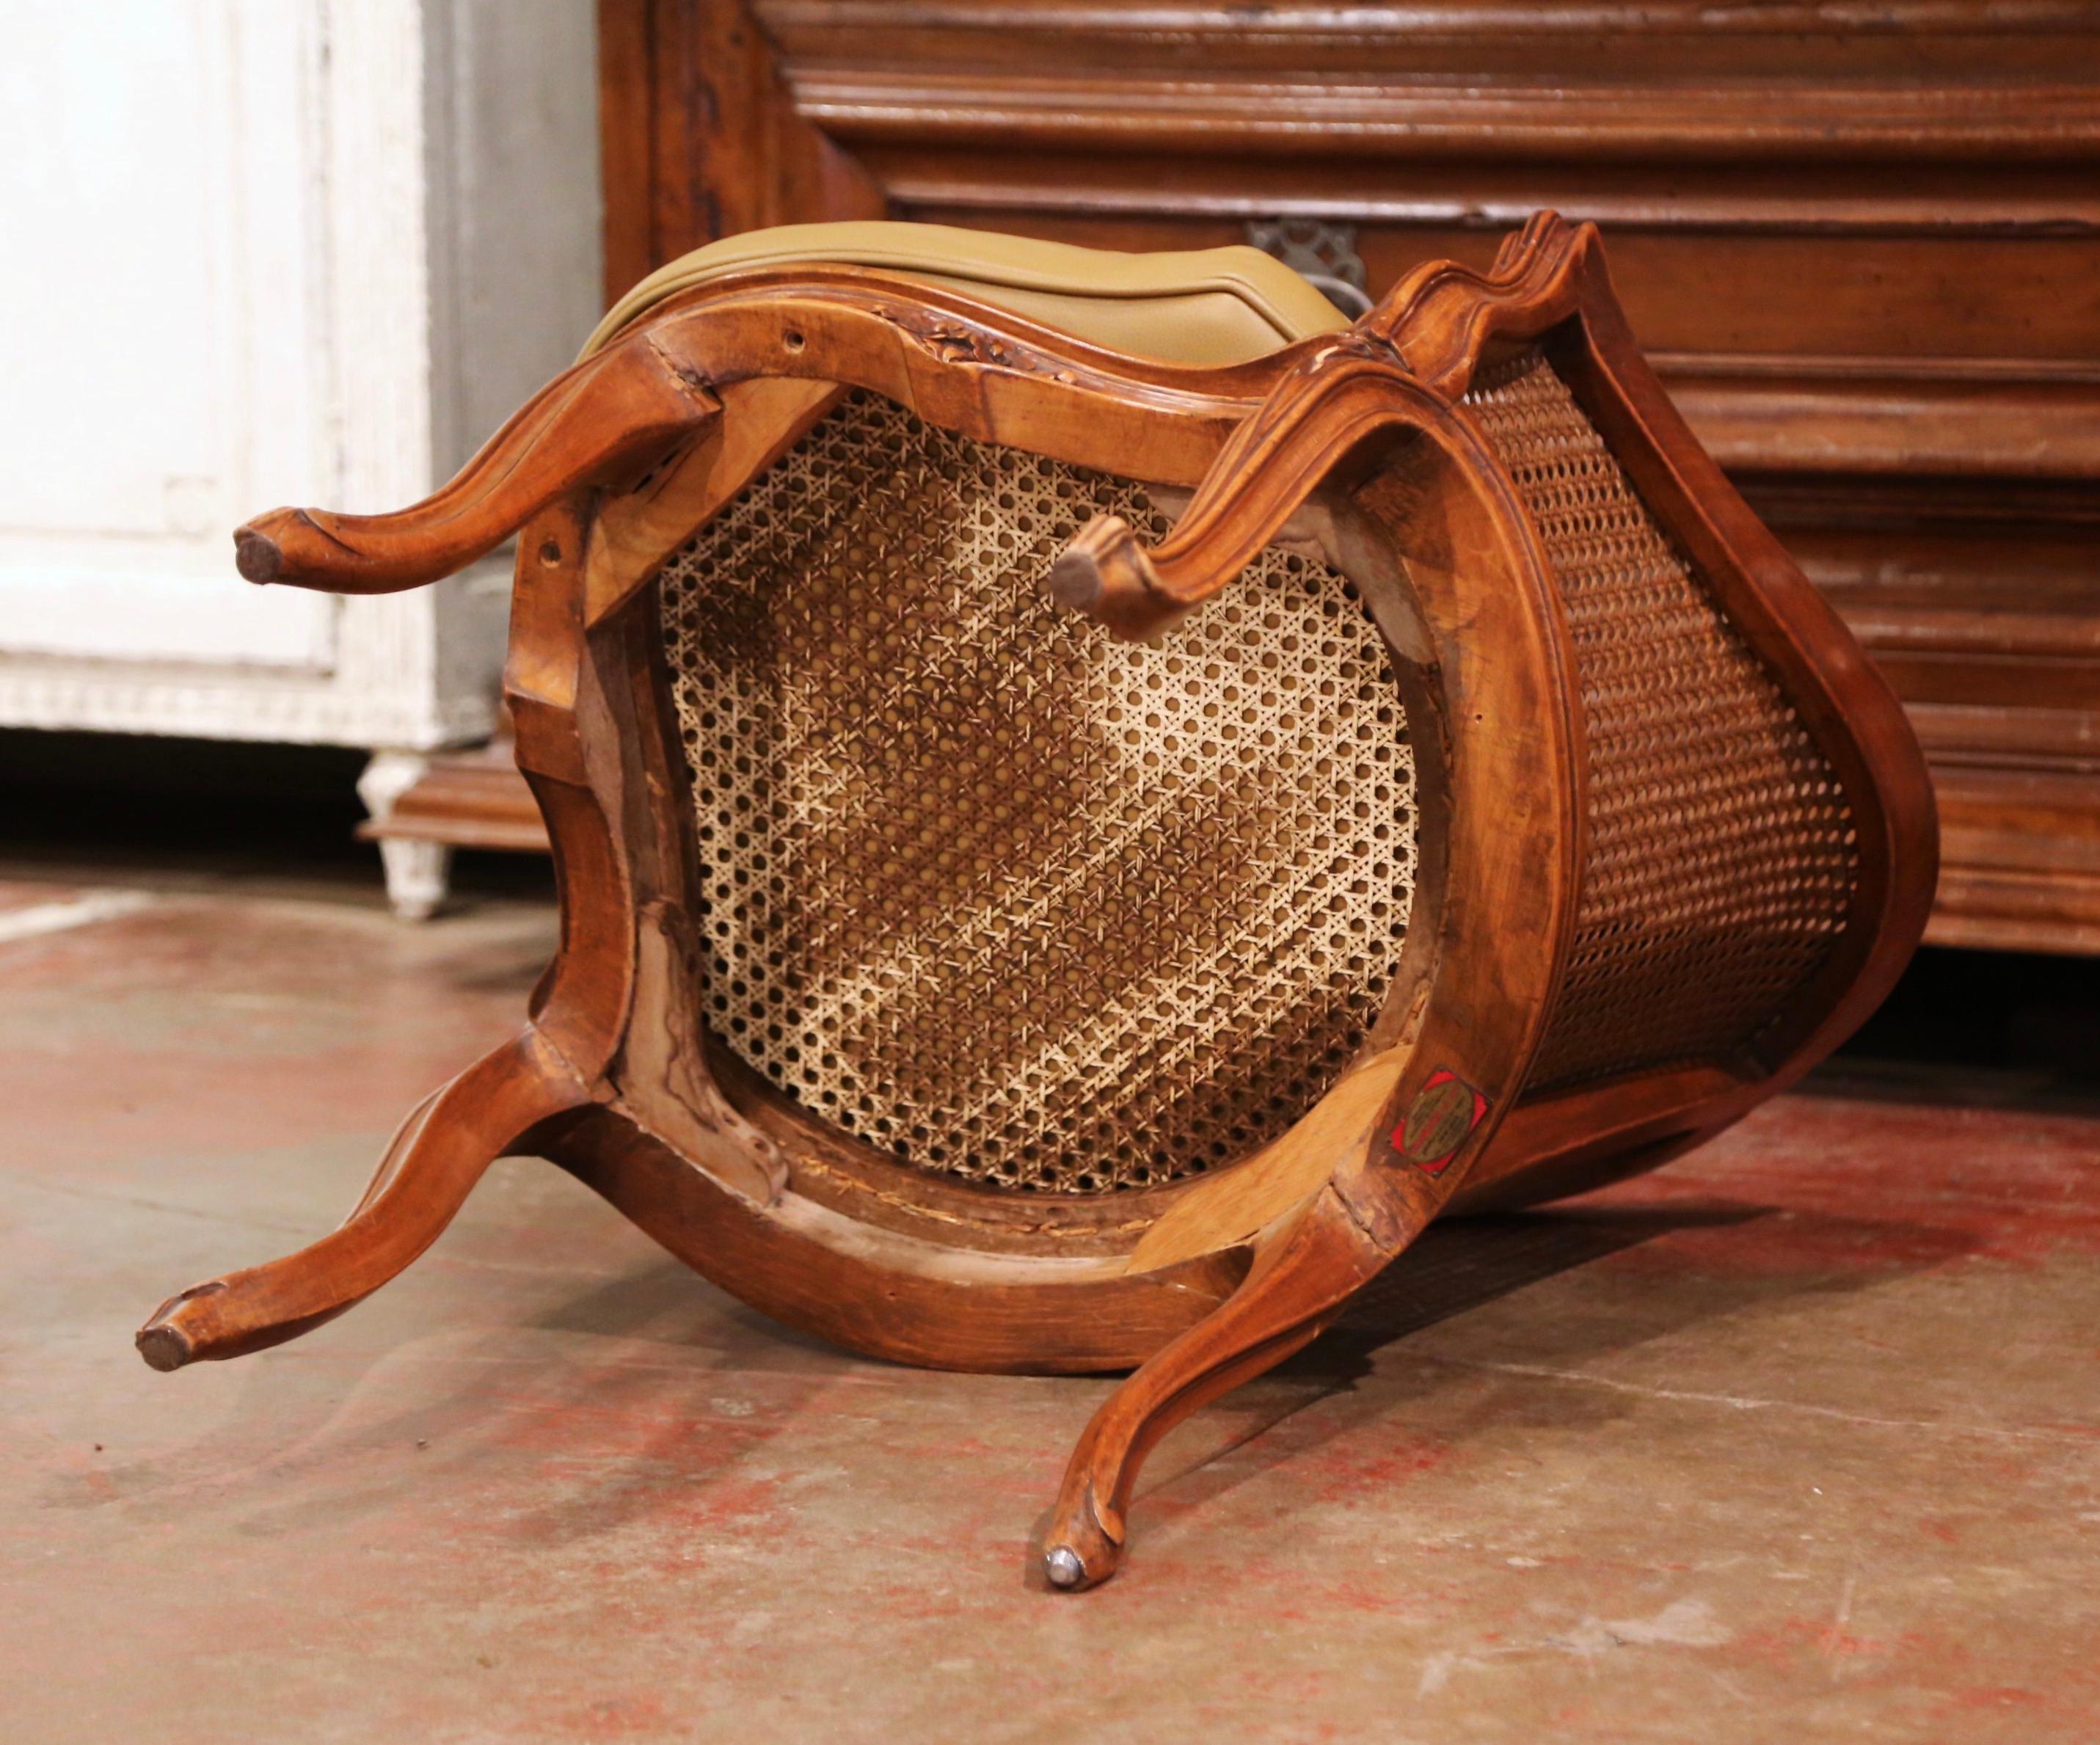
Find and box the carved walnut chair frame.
[139,214,1935,1590]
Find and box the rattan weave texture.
[1466,351,1858,1088]
[660,392,1416,1192]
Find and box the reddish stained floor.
[3,873,2096,1744]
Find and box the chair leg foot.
[1040,1187,1393,1591]
[136,1030,587,1369]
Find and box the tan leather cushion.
[581,221,1351,365]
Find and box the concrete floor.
[4,868,2097,1744]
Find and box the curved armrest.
[234,332,721,594]
[1046,211,1594,641]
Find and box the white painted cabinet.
[0,0,601,914]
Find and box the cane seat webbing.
[659,392,1417,1193]
[1465,351,1859,1090]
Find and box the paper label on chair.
[1393,1069,1488,1174]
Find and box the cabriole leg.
[136,1030,587,1371]
[1041,1187,1394,1592]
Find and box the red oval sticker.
[1392,1068,1488,1175]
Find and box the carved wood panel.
[598,0,2100,953]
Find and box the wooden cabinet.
[591,0,2100,952]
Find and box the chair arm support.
[233,331,721,594]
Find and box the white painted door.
[0,0,344,669]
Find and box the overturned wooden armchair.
[138,214,1935,1589]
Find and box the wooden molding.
[1929,765,2100,953]
[764,1,2100,181]
[787,68,2100,164]
[1660,357,2100,484]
